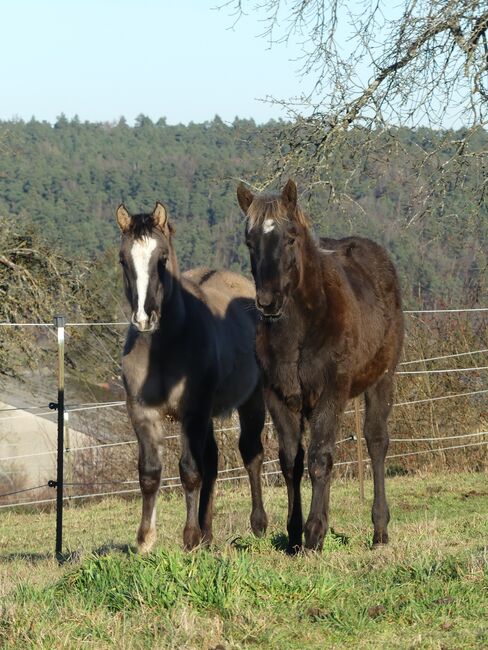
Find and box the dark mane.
[247,192,311,230]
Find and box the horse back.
[319,236,402,315]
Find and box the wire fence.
[1,306,487,557]
[1,385,487,464]
[2,436,488,510]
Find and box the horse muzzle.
[256,291,284,320]
[131,310,159,333]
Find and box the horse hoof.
[201,529,213,547]
[372,531,389,546]
[251,511,268,537]
[285,543,303,556]
[183,526,202,550]
[137,527,156,554]
[304,522,326,552]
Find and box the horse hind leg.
[198,422,218,545]
[364,374,394,545]
[237,383,268,537]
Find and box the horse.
[116,201,268,552]
[237,179,404,553]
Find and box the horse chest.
[261,334,326,413]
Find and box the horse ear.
[116,204,131,232]
[152,202,169,231]
[237,182,254,214]
[282,178,297,211]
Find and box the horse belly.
[213,355,259,415]
[349,344,393,397]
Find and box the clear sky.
[0,0,307,125]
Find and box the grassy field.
[0,472,487,649]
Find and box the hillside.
[0,117,486,308]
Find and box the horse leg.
[179,412,210,550]
[364,374,393,545]
[266,389,304,553]
[198,422,218,545]
[237,382,268,537]
[305,397,344,551]
[129,404,163,554]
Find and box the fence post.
[54,315,65,559]
[64,411,72,500]
[354,397,365,502]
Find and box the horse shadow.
[0,543,136,566]
[270,528,350,553]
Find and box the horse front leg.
[179,411,211,550]
[266,389,304,554]
[305,395,345,551]
[128,403,163,554]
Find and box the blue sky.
[0,0,307,125]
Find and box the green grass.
[1,472,487,649]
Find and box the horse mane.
[129,213,174,240]
[247,191,311,230]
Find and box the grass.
[0,472,487,649]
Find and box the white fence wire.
[2,437,487,510]
[1,307,487,510]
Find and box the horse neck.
[293,229,327,312]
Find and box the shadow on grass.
[0,543,136,566]
[270,532,289,552]
[329,528,350,546]
[0,551,54,564]
[93,543,135,557]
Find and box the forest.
[0,115,486,319]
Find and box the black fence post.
[53,315,65,559]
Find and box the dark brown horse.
[237,179,404,553]
[116,202,267,552]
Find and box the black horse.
[116,202,267,551]
[237,179,404,553]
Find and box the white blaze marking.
[263,218,275,234]
[131,237,157,323]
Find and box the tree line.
[0,115,486,310]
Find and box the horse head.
[116,202,176,332]
[237,179,309,321]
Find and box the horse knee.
[279,446,304,481]
[139,467,161,495]
[365,432,389,458]
[179,458,202,491]
[308,449,333,482]
[239,435,264,468]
